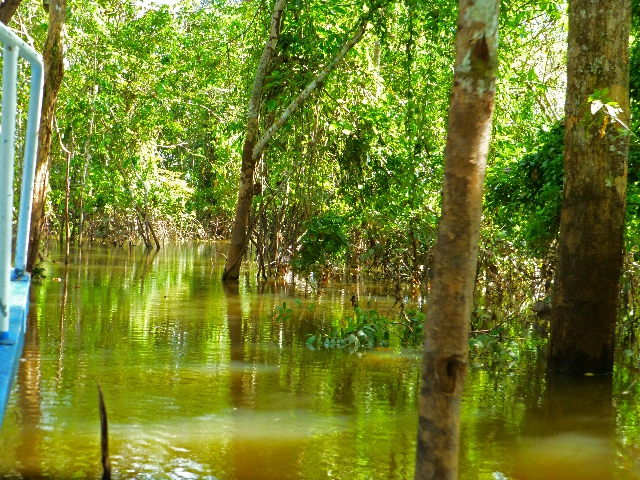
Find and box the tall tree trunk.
[56,120,73,264]
[79,48,98,245]
[222,0,286,281]
[63,137,71,264]
[548,0,630,375]
[26,0,66,272]
[0,0,22,25]
[414,0,499,477]
[223,4,377,280]
[78,111,93,244]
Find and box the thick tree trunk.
[26,0,66,272]
[222,0,286,281]
[548,0,630,375]
[414,0,499,477]
[0,0,22,25]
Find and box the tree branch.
[252,10,376,161]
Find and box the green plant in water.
[271,301,293,322]
[306,307,425,350]
[469,325,521,363]
[31,266,46,279]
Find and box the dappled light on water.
[0,244,638,479]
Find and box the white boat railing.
[0,23,44,340]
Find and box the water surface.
[0,244,638,479]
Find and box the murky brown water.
[0,244,639,479]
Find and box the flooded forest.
[0,0,639,478]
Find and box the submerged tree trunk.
[26,0,66,271]
[63,136,72,264]
[223,5,376,280]
[414,0,499,477]
[548,0,630,375]
[222,0,286,281]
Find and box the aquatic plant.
[270,301,294,323]
[306,307,425,350]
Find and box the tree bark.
[548,0,630,375]
[222,0,286,281]
[26,0,66,272]
[414,0,500,477]
[0,0,22,25]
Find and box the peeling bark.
[548,0,631,374]
[414,0,500,477]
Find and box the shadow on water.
[0,244,639,479]
[15,288,43,479]
[460,355,625,480]
[514,373,615,480]
[223,281,244,408]
[222,280,323,480]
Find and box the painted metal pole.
[14,62,44,274]
[0,26,42,66]
[0,44,19,339]
[0,22,43,337]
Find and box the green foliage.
[306,307,424,350]
[632,40,640,109]
[271,301,293,322]
[469,326,520,362]
[485,122,564,255]
[292,213,349,276]
[628,38,640,254]
[13,0,597,306]
[20,0,566,269]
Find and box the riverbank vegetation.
[7,0,640,341]
[2,1,640,475]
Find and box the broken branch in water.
[98,384,111,480]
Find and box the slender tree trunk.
[78,115,93,244]
[0,0,22,25]
[414,0,499,477]
[26,0,66,272]
[79,61,97,245]
[56,122,73,264]
[63,140,71,264]
[222,0,286,281]
[223,4,377,280]
[548,0,630,375]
